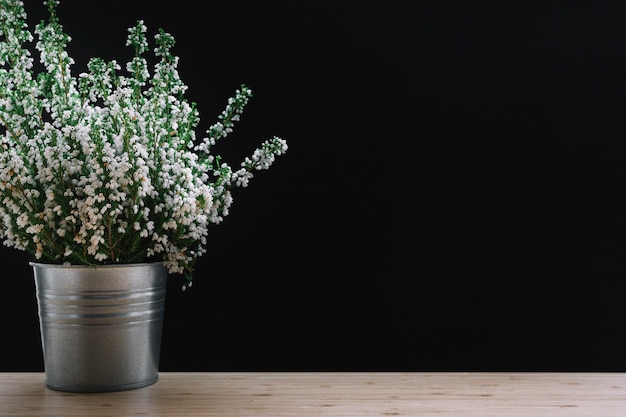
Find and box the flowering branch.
[0,0,288,288]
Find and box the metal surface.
[30,262,168,393]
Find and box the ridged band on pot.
[30,262,168,393]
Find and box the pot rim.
[29,261,166,269]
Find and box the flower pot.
[30,262,168,393]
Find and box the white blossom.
[0,0,287,288]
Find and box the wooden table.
[1,372,625,416]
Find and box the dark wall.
[2,0,626,371]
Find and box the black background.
[2,0,626,371]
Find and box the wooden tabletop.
[1,372,625,416]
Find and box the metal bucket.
[30,262,168,392]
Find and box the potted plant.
[0,0,287,392]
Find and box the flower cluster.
[0,0,287,287]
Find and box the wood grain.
[0,372,625,416]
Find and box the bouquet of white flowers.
[0,0,287,288]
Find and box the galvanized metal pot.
[30,262,168,393]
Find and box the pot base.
[46,375,159,393]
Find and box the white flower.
[0,0,287,287]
